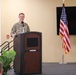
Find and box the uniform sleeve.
[25,23,30,32]
[27,25,30,32]
[10,24,16,37]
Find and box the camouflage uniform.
[11,22,30,37]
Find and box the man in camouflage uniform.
[11,13,30,38]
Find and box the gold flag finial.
[63,0,65,4]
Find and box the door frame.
[0,0,1,52]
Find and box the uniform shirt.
[11,22,30,37]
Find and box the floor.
[7,63,76,75]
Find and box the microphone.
[21,21,24,27]
[21,21,25,33]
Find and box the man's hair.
[19,13,25,16]
[0,61,3,72]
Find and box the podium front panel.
[24,51,41,74]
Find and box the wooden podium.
[13,32,42,74]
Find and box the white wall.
[1,0,76,63]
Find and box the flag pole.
[62,49,65,64]
[61,0,65,64]
[60,0,71,64]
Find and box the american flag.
[59,4,71,54]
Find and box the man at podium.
[11,13,30,38]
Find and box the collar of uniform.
[19,21,22,24]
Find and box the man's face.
[19,14,25,22]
